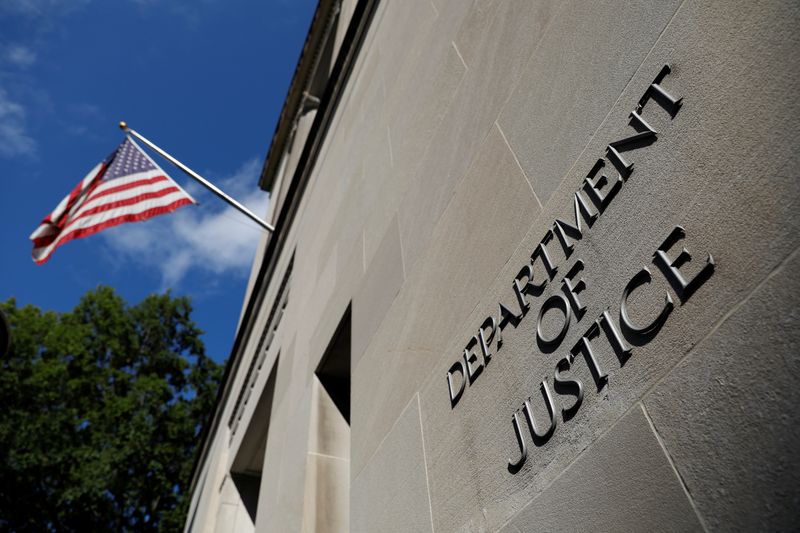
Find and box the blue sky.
[0,0,317,363]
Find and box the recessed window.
[315,305,351,423]
[302,305,351,531]
[229,358,279,524]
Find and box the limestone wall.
[190,1,800,531]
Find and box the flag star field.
[0,0,317,363]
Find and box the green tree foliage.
[0,287,223,532]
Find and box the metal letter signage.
[440,65,717,474]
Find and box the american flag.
[30,137,195,264]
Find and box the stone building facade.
[184,0,800,531]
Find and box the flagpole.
[119,121,275,233]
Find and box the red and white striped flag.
[30,137,195,264]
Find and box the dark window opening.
[230,357,279,523]
[316,305,351,424]
[230,473,260,522]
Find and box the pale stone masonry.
[185,0,800,531]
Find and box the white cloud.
[0,0,89,17]
[0,87,35,157]
[102,157,270,289]
[4,45,36,67]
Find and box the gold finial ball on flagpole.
[118,121,128,131]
